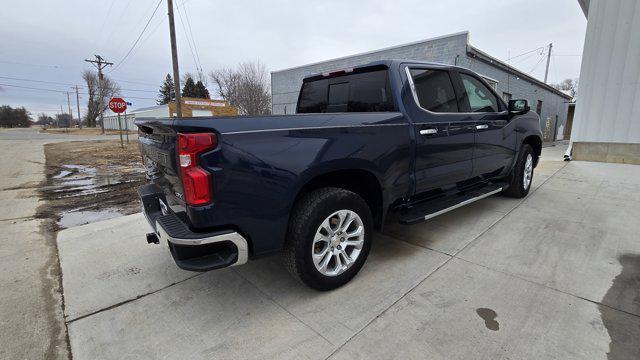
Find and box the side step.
[398,184,505,225]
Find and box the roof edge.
[466,45,572,100]
[271,31,470,74]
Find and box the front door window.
[459,73,499,113]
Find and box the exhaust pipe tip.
[146,232,160,244]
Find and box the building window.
[502,92,512,102]
[479,75,498,91]
[536,100,543,116]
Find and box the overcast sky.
[0,0,587,117]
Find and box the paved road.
[55,142,640,359]
[0,127,131,360]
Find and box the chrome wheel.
[312,210,364,277]
[523,154,533,190]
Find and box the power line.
[0,60,63,69]
[182,1,202,71]
[109,0,163,73]
[112,77,158,86]
[0,76,76,87]
[102,0,133,52]
[0,83,67,93]
[0,82,156,100]
[0,75,157,93]
[176,0,203,78]
[509,51,540,66]
[175,0,201,76]
[528,52,547,75]
[141,14,166,46]
[505,46,546,62]
[97,0,117,41]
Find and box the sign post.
[124,101,132,144]
[108,97,127,148]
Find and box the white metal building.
[570,0,640,163]
[101,105,163,131]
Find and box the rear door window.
[297,68,395,113]
[408,68,459,112]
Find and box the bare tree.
[551,78,578,100]
[82,70,120,128]
[209,61,271,115]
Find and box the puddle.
[599,254,640,360]
[63,164,97,174]
[53,170,72,179]
[57,209,123,229]
[48,164,133,199]
[39,141,146,232]
[476,308,499,331]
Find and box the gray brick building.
[271,31,572,141]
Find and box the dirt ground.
[41,127,136,136]
[37,140,146,230]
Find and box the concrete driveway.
[0,127,136,360]
[54,143,640,359]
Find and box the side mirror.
[508,99,530,115]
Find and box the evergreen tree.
[157,74,175,105]
[194,80,210,99]
[181,76,197,98]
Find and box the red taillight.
[177,133,217,206]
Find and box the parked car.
[136,60,542,290]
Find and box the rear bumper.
[138,183,248,271]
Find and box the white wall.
[103,114,135,131]
[134,106,169,118]
[571,0,640,144]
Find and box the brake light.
[321,68,354,77]
[177,133,217,206]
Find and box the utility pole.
[66,92,73,120]
[167,0,182,117]
[75,85,82,129]
[85,54,113,132]
[543,43,553,84]
[84,55,113,81]
[59,105,63,128]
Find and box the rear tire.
[502,144,535,198]
[282,187,373,291]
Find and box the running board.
[398,184,504,225]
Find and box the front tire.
[282,187,373,291]
[502,144,535,198]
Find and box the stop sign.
[108,97,127,113]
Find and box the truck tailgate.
[136,118,184,209]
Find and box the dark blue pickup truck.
[136,60,542,290]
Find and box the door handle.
[476,124,489,130]
[420,128,438,135]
